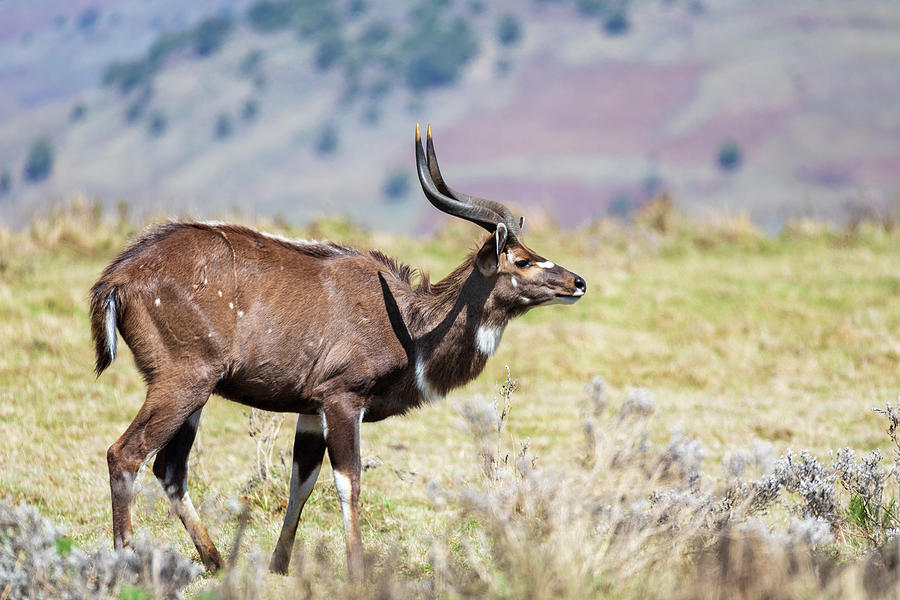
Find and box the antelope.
[90,125,586,578]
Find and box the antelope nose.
[574,276,586,294]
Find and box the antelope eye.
[514,259,531,268]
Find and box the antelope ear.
[475,222,507,277]
[494,222,508,257]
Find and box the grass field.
[1,199,899,598]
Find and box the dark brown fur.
[92,215,584,577]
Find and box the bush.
[78,6,100,31]
[603,11,630,35]
[69,102,86,122]
[102,60,155,94]
[124,100,144,124]
[0,169,10,196]
[402,17,478,92]
[717,140,742,172]
[215,113,233,139]
[314,34,345,71]
[246,1,293,33]
[347,0,368,18]
[23,137,54,183]
[314,122,338,156]
[240,49,264,76]
[242,98,260,122]
[147,112,167,137]
[192,15,234,57]
[359,21,391,47]
[382,170,410,202]
[294,0,340,40]
[496,14,522,47]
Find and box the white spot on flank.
[511,277,518,288]
[415,357,443,403]
[476,324,506,356]
[208,333,212,337]
[536,260,555,269]
[267,328,272,334]
[217,290,222,297]
[229,302,234,310]
[237,310,244,318]
[154,298,160,306]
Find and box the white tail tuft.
[104,296,117,363]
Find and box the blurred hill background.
[0,0,898,232]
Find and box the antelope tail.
[90,286,119,376]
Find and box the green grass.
[1,202,899,596]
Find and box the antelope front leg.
[269,413,326,574]
[323,401,364,580]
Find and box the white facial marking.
[573,288,585,297]
[154,297,160,306]
[536,260,555,269]
[511,277,518,288]
[506,250,518,262]
[476,324,506,356]
[415,356,444,403]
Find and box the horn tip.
[415,123,421,142]
[426,124,433,140]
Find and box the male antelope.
[90,125,586,577]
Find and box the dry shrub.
[0,501,200,599]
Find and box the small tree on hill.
[0,169,11,196]
[314,122,338,156]
[717,140,742,172]
[23,137,54,183]
[215,113,233,139]
[497,14,522,47]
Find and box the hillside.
[0,0,899,230]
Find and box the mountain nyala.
[91,125,586,577]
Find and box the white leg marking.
[136,448,160,479]
[476,324,506,356]
[284,461,322,527]
[415,357,444,403]
[333,470,354,536]
[536,260,555,269]
[318,410,328,440]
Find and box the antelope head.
[416,124,586,315]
